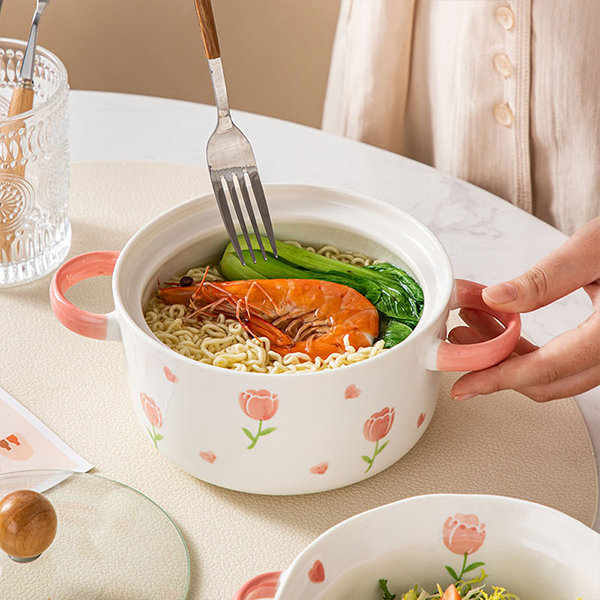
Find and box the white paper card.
[0,386,93,493]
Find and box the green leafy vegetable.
[380,320,414,347]
[219,236,424,348]
[379,579,397,600]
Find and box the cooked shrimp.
[442,584,461,600]
[158,279,379,360]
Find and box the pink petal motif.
[417,412,426,428]
[199,451,216,464]
[344,384,361,399]
[309,462,328,475]
[308,560,325,583]
[163,366,178,383]
[443,513,486,555]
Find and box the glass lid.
[0,470,190,599]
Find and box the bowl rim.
[277,492,600,595]
[113,182,455,378]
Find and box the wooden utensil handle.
[7,86,34,118]
[193,0,221,60]
[1,85,34,178]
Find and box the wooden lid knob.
[0,490,57,562]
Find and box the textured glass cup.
[0,39,70,287]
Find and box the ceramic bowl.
[234,494,600,599]
[50,184,520,494]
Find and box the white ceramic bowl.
[234,494,600,599]
[51,184,520,494]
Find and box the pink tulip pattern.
[239,389,279,449]
[442,513,487,584]
[362,407,395,472]
[141,392,163,449]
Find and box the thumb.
[482,218,600,313]
[482,267,555,313]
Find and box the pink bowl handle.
[232,571,281,600]
[50,251,121,341]
[434,279,521,372]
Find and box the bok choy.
[219,236,424,347]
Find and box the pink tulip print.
[443,513,486,555]
[239,389,278,449]
[140,392,163,449]
[442,513,487,584]
[362,407,394,472]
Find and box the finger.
[448,326,487,345]
[459,308,538,355]
[483,216,600,313]
[518,365,600,403]
[584,282,600,309]
[451,312,600,398]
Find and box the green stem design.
[150,425,158,449]
[247,419,263,450]
[364,440,380,473]
[458,552,468,580]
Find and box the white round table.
[69,90,600,531]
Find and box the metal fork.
[193,0,277,265]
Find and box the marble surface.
[68,90,599,531]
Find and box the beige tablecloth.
[0,161,596,599]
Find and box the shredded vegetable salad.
[379,568,584,600]
[378,568,520,600]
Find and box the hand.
[450,217,600,402]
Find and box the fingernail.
[484,282,518,304]
[453,393,476,401]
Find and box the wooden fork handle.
[193,0,221,60]
[8,85,34,119]
[1,85,35,177]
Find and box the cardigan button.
[493,53,513,78]
[495,5,515,31]
[494,103,514,127]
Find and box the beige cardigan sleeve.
[322,0,416,154]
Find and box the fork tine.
[248,169,278,258]
[225,173,256,264]
[240,172,268,261]
[210,171,245,265]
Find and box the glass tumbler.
[0,38,70,287]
